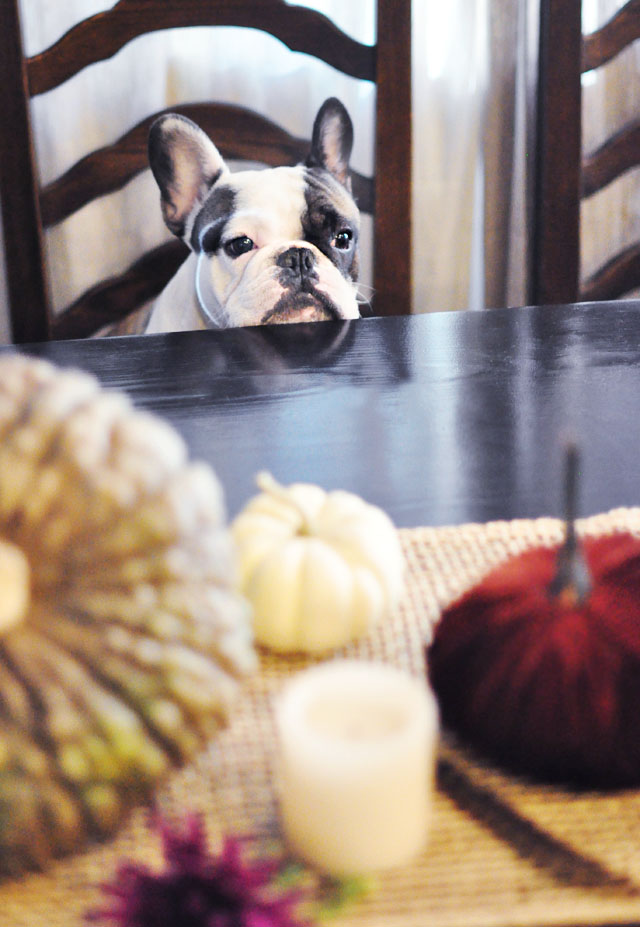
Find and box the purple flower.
[87,814,310,927]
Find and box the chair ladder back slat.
[40,102,375,229]
[582,0,640,72]
[50,239,189,340]
[582,119,640,198]
[27,0,376,97]
[581,240,640,301]
[40,105,309,228]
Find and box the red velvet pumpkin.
[427,532,640,789]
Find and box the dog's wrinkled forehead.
[189,164,359,254]
[190,166,307,252]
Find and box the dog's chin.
[260,292,342,325]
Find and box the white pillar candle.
[275,660,439,876]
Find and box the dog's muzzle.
[262,246,341,324]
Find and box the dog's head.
[148,98,361,327]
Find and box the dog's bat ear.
[148,114,228,238]
[306,97,354,189]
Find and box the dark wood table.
[4,301,640,927]
[6,300,640,528]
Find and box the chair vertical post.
[530,0,582,306]
[0,0,51,342]
[373,0,412,316]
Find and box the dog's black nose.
[277,246,317,283]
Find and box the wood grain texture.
[582,0,640,72]
[11,304,640,529]
[27,0,375,96]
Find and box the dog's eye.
[224,236,254,258]
[333,229,353,250]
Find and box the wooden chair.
[0,0,411,343]
[531,0,640,306]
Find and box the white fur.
[146,165,360,332]
[146,102,360,333]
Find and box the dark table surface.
[6,300,640,528]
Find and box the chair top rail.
[27,0,376,96]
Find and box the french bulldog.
[145,97,362,333]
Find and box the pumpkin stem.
[255,471,314,535]
[548,442,591,607]
[0,538,30,633]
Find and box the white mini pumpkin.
[231,473,405,653]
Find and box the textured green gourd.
[0,355,256,878]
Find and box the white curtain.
[412,0,539,313]
[0,0,541,341]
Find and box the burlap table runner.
[4,508,640,927]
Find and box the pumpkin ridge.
[32,619,205,766]
[0,643,106,842]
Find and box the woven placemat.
[4,508,640,927]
